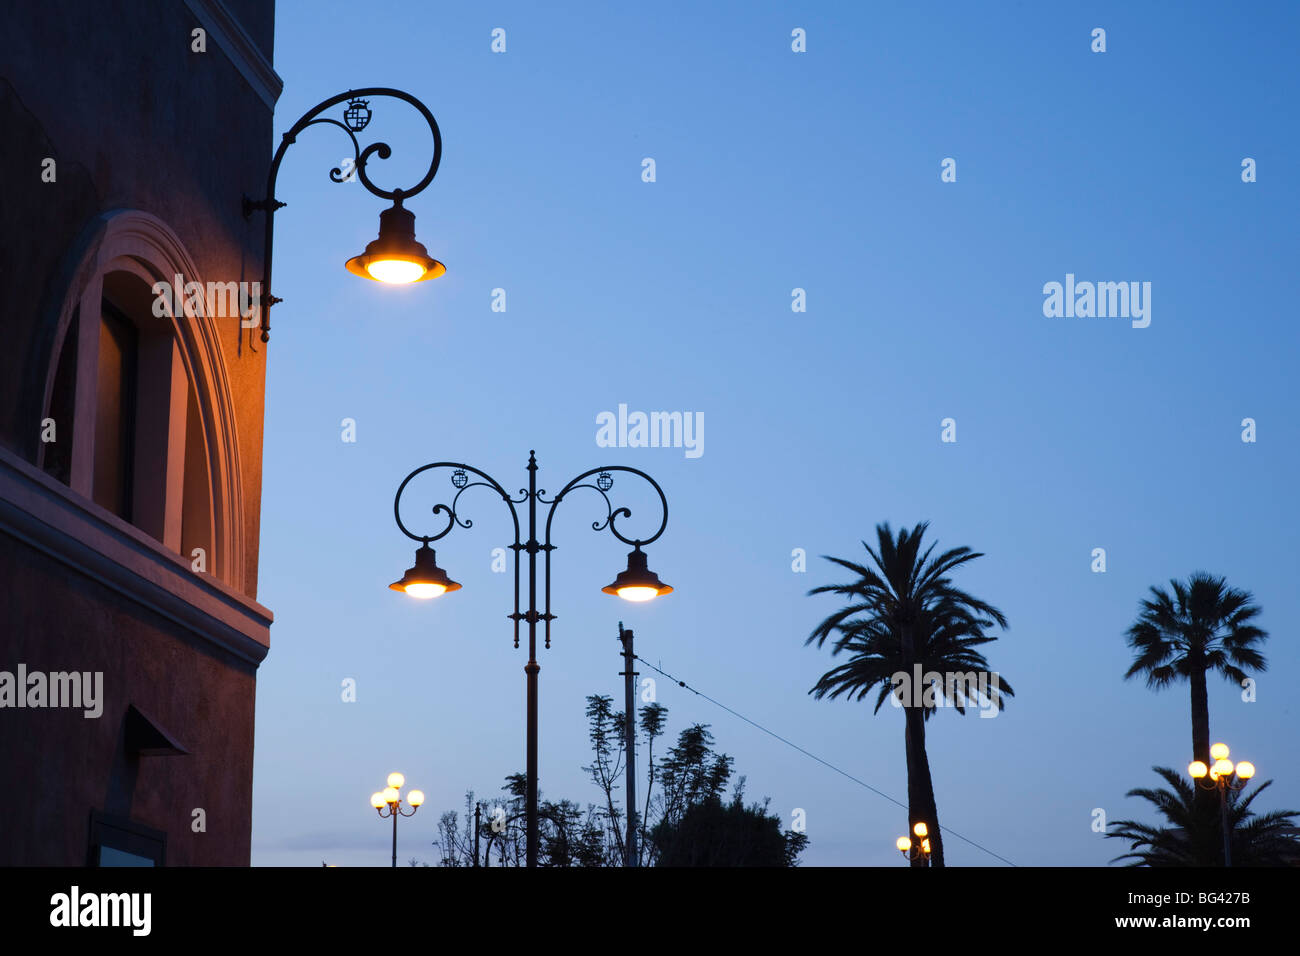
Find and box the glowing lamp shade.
[1210,743,1230,761]
[1188,761,1209,779]
[390,545,461,598]
[1235,761,1255,780]
[382,787,400,804]
[407,790,425,807]
[345,197,445,285]
[602,548,673,602]
[913,822,928,838]
[387,772,405,789]
[370,792,386,809]
[1212,758,1235,778]
[896,837,911,853]
[921,839,931,853]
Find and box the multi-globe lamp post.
[370,772,424,868]
[389,452,672,868]
[896,822,932,866]
[1189,742,1255,867]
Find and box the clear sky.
[250,1,1300,866]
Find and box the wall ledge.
[0,445,272,667]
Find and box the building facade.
[0,1,280,865]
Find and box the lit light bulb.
[896,837,911,853]
[913,822,928,838]
[1189,761,1208,779]
[387,772,405,789]
[370,792,386,809]
[1235,761,1255,780]
[366,259,426,283]
[382,787,400,804]
[404,582,446,599]
[407,790,425,807]
[1213,759,1234,778]
[1210,743,1230,761]
[616,586,659,603]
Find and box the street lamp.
[390,451,671,868]
[1189,742,1255,867]
[243,88,445,342]
[896,821,931,866]
[370,771,424,868]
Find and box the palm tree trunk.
[1190,668,1210,766]
[904,704,945,867]
[1190,663,1215,826]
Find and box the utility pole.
[619,622,639,867]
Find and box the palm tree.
[805,522,1012,867]
[1124,573,1267,770]
[1107,766,1300,866]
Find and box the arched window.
[36,211,246,591]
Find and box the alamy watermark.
[889,664,1003,719]
[596,404,703,459]
[151,273,261,327]
[0,664,103,718]
[1042,273,1151,328]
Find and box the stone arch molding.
[42,209,247,592]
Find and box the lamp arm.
[540,466,669,648]
[393,461,524,648]
[243,88,443,343]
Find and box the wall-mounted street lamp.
[896,821,932,866]
[1189,742,1255,868]
[243,88,445,342]
[370,771,424,868]
[389,451,672,868]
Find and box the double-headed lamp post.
[896,822,932,866]
[370,771,424,868]
[1189,742,1255,868]
[389,451,672,868]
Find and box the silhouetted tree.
[428,695,806,866]
[1123,573,1267,771]
[805,521,1012,867]
[1107,766,1299,866]
[650,792,801,866]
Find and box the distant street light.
[1189,741,1255,867]
[896,821,931,866]
[370,771,424,868]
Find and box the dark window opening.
[87,811,166,867]
[93,299,138,522]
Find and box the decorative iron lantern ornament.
[343,98,372,132]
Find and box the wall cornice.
[0,446,272,667]
[182,0,283,111]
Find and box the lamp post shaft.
[1220,784,1231,868]
[392,809,398,868]
[525,452,540,868]
[620,624,639,867]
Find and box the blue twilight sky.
[250,1,1300,866]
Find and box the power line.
[633,655,1017,867]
